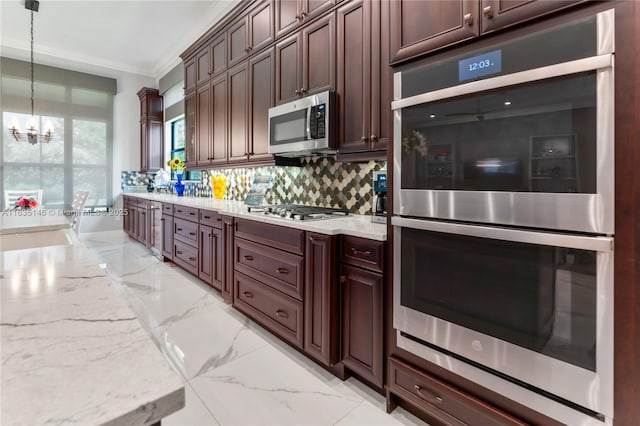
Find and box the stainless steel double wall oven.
[392,9,615,425]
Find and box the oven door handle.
[391,216,613,252]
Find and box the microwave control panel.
[309,104,326,139]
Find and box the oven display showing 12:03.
[458,49,502,81]
[468,59,493,71]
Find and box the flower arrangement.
[166,157,186,174]
[402,130,428,157]
[15,196,38,210]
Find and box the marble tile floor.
[81,231,427,426]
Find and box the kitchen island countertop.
[124,194,388,241]
[0,227,185,425]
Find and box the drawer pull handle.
[190,212,196,216]
[177,228,183,231]
[188,257,196,261]
[413,385,443,405]
[216,218,222,222]
[176,250,183,255]
[244,255,254,261]
[243,291,254,298]
[189,232,196,236]
[351,248,371,256]
[275,309,289,319]
[276,267,289,274]
[483,5,493,19]
[463,12,473,26]
[177,210,183,213]
[203,215,211,219]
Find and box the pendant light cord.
[30,8,34,118]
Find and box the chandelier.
[8,0,54,145]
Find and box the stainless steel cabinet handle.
[370,135,378,142]
[463,12,473,25]
[275,309,289,319]
[483,5,493,19]
[276,267,289,274]
[361,136,368,142]
[295,89,301,95]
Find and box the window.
[169,116,200,181]
[1,57,115,210]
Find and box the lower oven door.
[392,216,613,420]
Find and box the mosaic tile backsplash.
[122,157,387,215]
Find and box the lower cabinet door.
[341,263,384,388]
[162,215,173,259]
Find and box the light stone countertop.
[124,193,388,241]
[0,209,71,235]
[0,228,185,425]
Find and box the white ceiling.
[0,0,241,79]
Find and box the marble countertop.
[123,193,388,241]
[0,228,185,425]
[0,209,71,235]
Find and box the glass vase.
[175,173,185,196]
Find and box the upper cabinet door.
[275,0,302,38]
[249,48,275,163]
[184,93,196,166]
[228,62,249,164]
[390,0,479,64]
[275,32,302,105]
[228,16,249,67]
[480,0,586,33]
[303,0,335,21]
[302,12,336,96]
[211,34,227,77]
[184,58,196,94]
[249,0,274,53]
[196,45,212,86]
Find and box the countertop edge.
[123,193,387,241]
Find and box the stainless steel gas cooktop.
[247,204,349,221]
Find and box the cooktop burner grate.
[247,204,349,220]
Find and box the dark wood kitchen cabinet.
[184,93,197,167]
[340,235,384,388]
[161,203,174,260]
[390,0,586,64]
[387,357,528,426]
[184,57,197,94]
[275,12,336,105]
[304,233,340,367]
[199,209,223,291]
[221,215,235,303]
[228,62,250,164]
[137,88,163,173]
[275,0,337,39]
[233,218,306,348]
[248,47,275,163]
[195,73,227,167]
[197,34,227,85]
[336,0,390,160]
[172,205,200,276]
[228,0,274,67]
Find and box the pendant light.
[8,0,54,145]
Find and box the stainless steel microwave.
[268,91,336,157]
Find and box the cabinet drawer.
[173,205,199,221]
[199,209,222,228]
[162,203,174,215]
[234,238,304,300]
[235,218,305,255]
[341,235,384,273]
[174,217,199,245]
[234,271,303,349]
[388,357,528,426]
[173,240,199,274]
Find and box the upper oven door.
[392,10,614,235]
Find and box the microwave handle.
[391,216,613,252]
[306,106,312,140]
